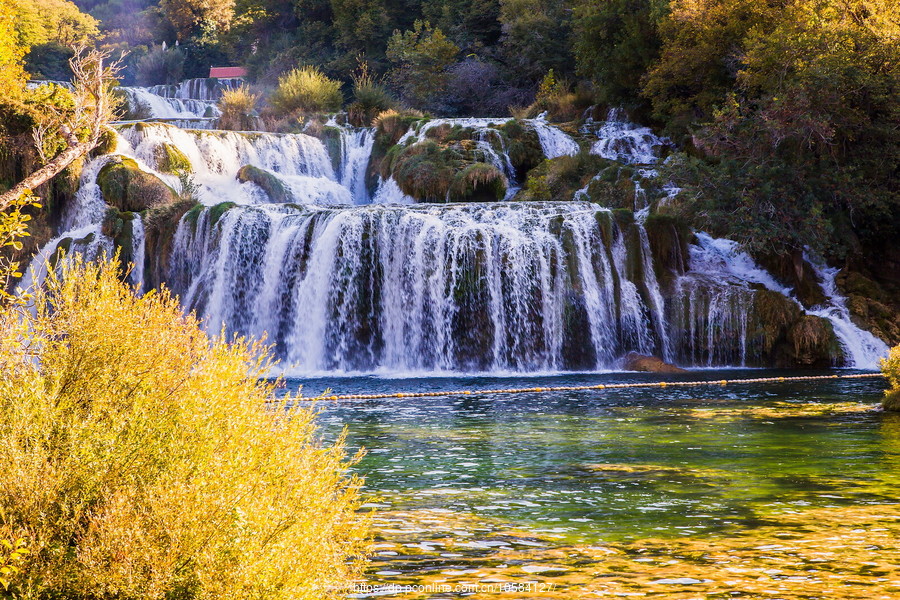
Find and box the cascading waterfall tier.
[169,202,670,373]
[24,91,889,373]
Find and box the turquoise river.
[284,370,900,599]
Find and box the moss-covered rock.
[644,214,691,283]
[101,208,144,281]
[389,140,462,202]
[98,157,178,212]
[90,127,118,157]
[142,198,197,289]
[498,119,544,177]
[449,163,507,202]
[314,126,343,174]
[785,315,843,368]
[237,164,291,203]
[153,143,192,175]
[754,250,827,308]
[208,201,237,227]
[516,153,612,202]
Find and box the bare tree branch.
[0,46,122,212]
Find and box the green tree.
[573,0,667,112]
[422,0,501,52]
[641,0,779,133]
[386,20,459,110]
[498,0,573,83]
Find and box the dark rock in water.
[622,352,686,373]
[237,165,291,203]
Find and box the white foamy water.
[588,108,671,165]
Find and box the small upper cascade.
[804,254,889,369]
[588,108,672,165]
[118,123,351,206]
[60,154,119,232]
[531,112,579,159]
[370,177,416,205]
[147,78,244,102]
[398,115,579,162]
[328,121,375,204]
[120,87,220,123]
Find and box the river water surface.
[285,370,899,599]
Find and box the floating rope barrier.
[305,372,885,401]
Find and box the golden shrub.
[0,259,369,599]
[882,344,900,411]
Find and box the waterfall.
[334,126,375,204]
[60,155,117,231]
[531,113,579,159]
[804,254,889,369]
[588,108,671,165]
[24,94,888,373]
[130,216,146,293]
[398,115,578,162]
[118,124,350,206]
[148,78,244,102]
[121,87,220,122]
[636,212,672,361]
[168,202,672,373]
[371,177,416,205]
[670,234,887,369]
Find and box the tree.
[641,0,780,133]
[498,0,574,83]
[386,20,458,110]
[0,48,120,213]
[160,0,236,41]
[573,0,667,112]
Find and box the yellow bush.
[0,259,369,598]
[269,65,343,116]
[882,344,900,411]
[217,85,258,131]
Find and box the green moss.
[517,153,612,202]
[91,128,118,157]
[315,126,343,174]
[208,201,237,227]
[98,157,178,212]
[141,198,197,289]
[497,119,544,175]
[449,163,507,202]
[786,315,843,367]
[390,140,462,202]
[101,209,143,281]
[183,203,205,233]
[237,164,291,203]
[154,143,193,175]
[750,289,803,356]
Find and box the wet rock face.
[622,352,686,373]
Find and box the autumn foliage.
[0,259,369,598]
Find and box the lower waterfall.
[169,202,668,373]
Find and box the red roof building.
[209,67,247,78]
